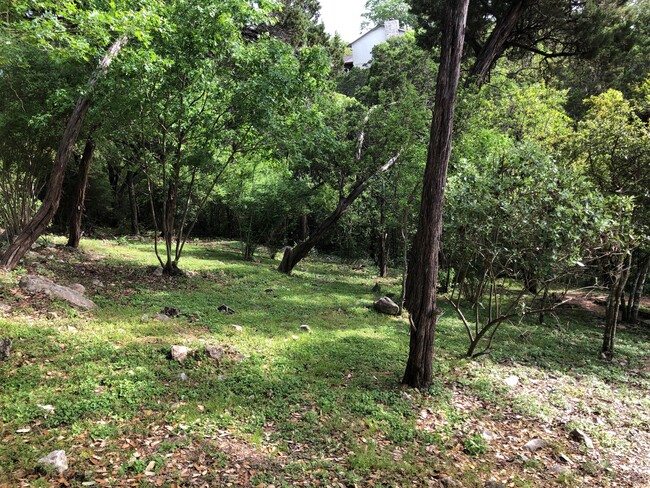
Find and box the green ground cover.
[1,238,649,487]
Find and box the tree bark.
[402,0,469,390]
[126,170,140,235]
[466,0,529,88]
[278,152,401,275]
[626,253,648,323]
[0,37,127,269]
[66,136,96,248]
[601,252,632,359]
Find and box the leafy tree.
[361,0,417,30]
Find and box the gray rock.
[230,324,243,332]
[439,477,462,487]
[373,296,400,315]
[91,279,104,288]
[46,311,58,320]
[152,313,171,321]
[171,345,191,362]
[485,481,506,488]
[37,450,68,474]
[569,429,594,449]
[481,430,497,442]
[153,266,163,277]
[206,345,224,361]
[299,324,312,333]
[68,283,86,294]
[140,314,150,321]
[523,438,547,452]
[549,464,569,475]
[504,375,519,387]
[0,302,10,314]
[0,338,12,361]
[177,372,188,381]
[19,275,96,310]
[217,304,235,314]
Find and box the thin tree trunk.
[627,254,648,323]
[126,170,139,235]
[66,136,96,248]
[601,252,632,359]
[378,230,388,278]
[0,37,127,269]
[402,0,469,390]
[466,0,528,88]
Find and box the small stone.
[152,313,171,321]
[217,374,226,381]
[177,372,188,381]
[504,375,519,387]
[558,453,572,464]
[37,450,68,474]
[91,279,104,288]
[197,404,205,412]
[0,338,13,361]
[171,345,191,362]
[481,430,497,442]
[569,429,594,449]
[46,311,58,320]
[523,438,547,452]
[373,296,400,315]
[162,306,180,317]
[68,283,86,294]
[66,325,79,333]
[549,464,569,474]
[153,266,163,277]
[0,303,11,314]
[291,335,299,340]
[484,481,506,488]
[37,404,55,413]
[140,314,150,321]
[439,477,462,487]
[205,345,224,361]
[299,324,312,333]
[230,324,243,332]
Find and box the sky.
[318,0,368,43]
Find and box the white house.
[347,20,406,69]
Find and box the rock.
[46,311,58,320]
[569,429,594,449]
[558,453,572,464]
[171,345,191,362]
[37,450,68,474]
[372,282,381,293]
[439,477,462,487]
[68,283,86,294]
[177,373,188,381]
[523,438,547,452]
[217,304,235,314]
[91,279,104,287]
[152,313,171,321]
[181,269,197,277]
[230,324,243,332]
[140,314,150,321]
[481,430,497,442]
[484,481,506,488]
[162,306,180,317]
[37,404,55,413]
[205,345,224,361]
[0,302,10,314]
[19,275,97,310]
[504,375,520,387]
[549,464,569,475]
[66,325,79,333]
[299,324,311,333]
[291,335,299,340]
[153,266,164,277]
[373,296,400,315]
[0,338,12,361]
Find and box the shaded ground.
[1,238,649,487]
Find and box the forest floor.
[0,237,649,487]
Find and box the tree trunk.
[278,152,401,275]
[378,230,388,278]
[402,0,469,389]
[300,214,309,241]
[626,254,648,323]
[66,136,96,248]
[126,170,139,235]
[601,252,632,359]
[466,0,529,88]
[0,37,127,269]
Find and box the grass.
[0,236,649,487]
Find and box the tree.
[402,0,469,389]
[361,0,417,30]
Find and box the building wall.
[351,27,386,67]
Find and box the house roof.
[348,22,407,47]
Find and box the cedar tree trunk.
[402,0,469,389]
[0,37,127,269]
[67,136,96,248]
[601,252,632,359]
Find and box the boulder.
[19,275,96,310]
[206,345,224,361]
[523,438,547,452]
[373,296,400,315]
[0,338,12,361]
[37,450,68,474]
[171,345,191,362]
[152,313,171,321]
[68,283,86,294]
